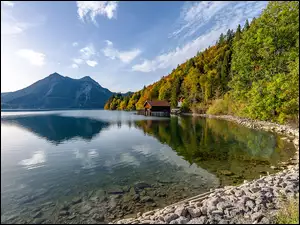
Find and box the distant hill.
[1,73,121,109]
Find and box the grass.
[275,196,299,224]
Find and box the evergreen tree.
[243,19,250,30]
[235,24,242,41]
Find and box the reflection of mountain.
[1,115,110,144]
[133,116,292,185]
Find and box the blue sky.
[1,1,268,93]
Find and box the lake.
[1,110,296,224]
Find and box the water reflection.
[1,115,110,144]
[134,115,295,185]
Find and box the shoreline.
[113,114,299,224]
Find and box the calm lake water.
[1,110,296,224]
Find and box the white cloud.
[133,1,267,73]
[79,43,96,59]
[169,1,231,40]
[71,44,97,68]
[132,29,221,72]
[1,12,33,35]
[73,58,84,64]
[132,60,154,73]
[16,49,46,66]
[71,64,79,68]
[76,1,118,25]
[86,60,98,67]
[72,42,78,47]
[170,1,267,41]
[1,1,14,7]
[102,40,141,63]
[1,23,24,35]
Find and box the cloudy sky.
[1,1,268,93]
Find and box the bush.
[207,98,228,115]
[191,102,208,114]
[180,99,190,112]
[275,196,299,224]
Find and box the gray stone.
[164,213,179,223]
[218,219,230,224]
[67,215,76,220]
[141,220,153,224]
[59,210,69,216]
[143,210,155,217]
[259,216,270,224]
[71,197,82,205]
[250,187,261,193]
[33,218,46,224]
[140,196,154,203]
[175,206,187,217]
[187,207,201,218]
[234,190,245,197]
[217,202,232,211]
[187,216,207,224]
[176,216,190,224]
[80,204,92,214]
[60,204,69,211]
[200,207,207,215]
[32,211,42,218]
[251,212,264,222]
[245,200,255,209]
[158,216,165,222]
[211,209,223,216]
[92,213,105,222]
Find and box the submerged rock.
[71,197,82,205]
[134,182,152,193]
[140,196,154,203]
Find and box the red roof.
[144,100,170,107]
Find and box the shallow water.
[1,110,296,223]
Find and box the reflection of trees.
[205,119,277,160]
[1,115,110,145]
[134,116,290,183]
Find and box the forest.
[104,1,299,124]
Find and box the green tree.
[171,76,182,108]
[158,81,172,100]
[243,19,250,30]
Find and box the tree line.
[105,1,299,124]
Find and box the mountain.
[1,73,114,109]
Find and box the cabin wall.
[150,106,170,112]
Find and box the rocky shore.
[113,114,299,224]
[113,165,298,224]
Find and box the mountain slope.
[104,1,299,124]
[1,73,113,109]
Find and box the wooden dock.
[136,110,170,117]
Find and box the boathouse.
[142,100,170,117]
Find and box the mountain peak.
[49,72,63,78]
[80,76,94,81]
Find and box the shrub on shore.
[275,195,299,224]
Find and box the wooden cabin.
[141,100,170,117]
